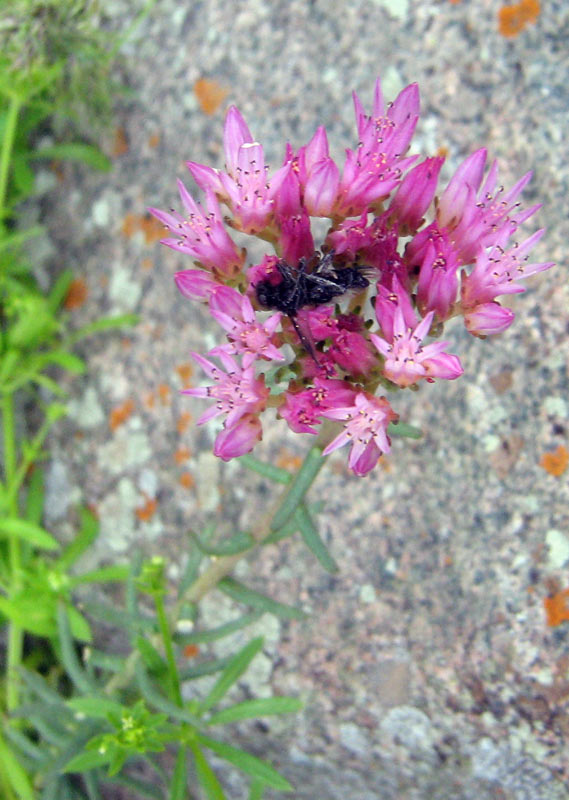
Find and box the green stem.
[3,392,23,712]
[182,423,333,606]
[103,425,336,698]
[0,95,21,230]
[6,413,59,507]
[154,592,182,707]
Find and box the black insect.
[255,251,371,362]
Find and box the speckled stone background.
[36,0,569,797]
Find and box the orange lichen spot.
[112,126,129,157]
[158,383,171,405]
[176,362,193,387]
[143,391,156,410]
[179,471,195,489]
[148,133,161,148]
[174,446,191,465]
[140,213,165,244]
[63,278,88,310]
[194,78,229,115]
[276,451,303,472]
[121,212,164,244]
[177,411,192,434]
[183,643,200,658]
[498,0,540,38]
[109,399,134,431]
[135,495,157,522]
[544,588,569,627]
[540,445,569,477]
[141,257,154,270]
[121,212,139,238]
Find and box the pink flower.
[214,414,263,460]
[208,286,284,364]
[174,269,220,301]
[185,350,269,429]
[335,79,420,216]
[328,329,376,377]
[374,276,417,341]
[321,392,398,476]
[279,210,315,264]
[326,211,372,260]
[460,229,554,308]
[360,214,406,282]
[188,106,288,235]
[437,149,539,262]
[463,302,515,337]
[415,238,461,321]
[388,156,444,232]
[149,182,244,277]
[280,378,357,434]
[371,309,463,387]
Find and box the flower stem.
[182,424,333,606]
[154,591,183,707]
[3,391,23,712]
[0,95,21,231]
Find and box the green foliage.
[5,555,302,799]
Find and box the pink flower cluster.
[150,78,553,476]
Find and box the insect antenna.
[289,315,320,366]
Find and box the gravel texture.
[37,0,569,798]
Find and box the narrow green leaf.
[46,269,74,312]
[175,610,263,646]
[58,508,98,569]
[169,745,188,800]
[270,445,326,531]
[67,697,124,720]
[238,455,291,484]
[0,594,57,637]
[200,638,264,714]
[0,518,59,550]
[178,657,230,682]
[387,420,423,439]
[109,773,164,800]
[69,565,129,586]
[3,727,44,763]
[25,466,44,524]
[219,578,306,621]
[40,350,86,374]
[62,750,110,774]
[197,734,293,792]
[190,743,226,800]
[31,373,68,397]
[70,314,139,342]
[0,734,35,800]
[85,649,126,673]
[83,770,102,800]
[57,603,96,693]
[249,780,265,800]
[0,350,20,384]
[134,662,200,726]
[0,225,43,253]
[296,505,338,573]
[189,529,254,557]
[206,696,302,726]
[30,143,112,171]
[19,669,62,705]
[67,604,92,643]
[136,636,167,675]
